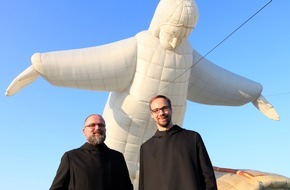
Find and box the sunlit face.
[150,98,173,131]
[159,24,191,50]
[83,115,106,145]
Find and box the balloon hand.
[6,65,39,96]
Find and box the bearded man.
[50,114,133,190]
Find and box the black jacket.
[50,143,133,190]
[139,125,217,190]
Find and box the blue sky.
[1,0,290,189]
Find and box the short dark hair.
[149,95,172,110]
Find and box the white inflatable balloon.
[6,0,282,188]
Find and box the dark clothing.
[50,143,133,190]
[139,125,217,190]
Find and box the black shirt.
[139,125,217,190]
[50,143,133,190]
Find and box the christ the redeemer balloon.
[6,0,280,188]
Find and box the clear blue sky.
[1,0,289,189]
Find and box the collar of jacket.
[153,125,184,138]
[80,142,108,152]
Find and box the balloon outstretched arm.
[5,37,138,96]
[188,49,263,106]
[5,65,39,96]
[188,48,280,120]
